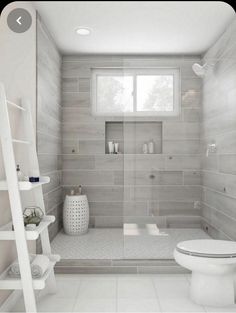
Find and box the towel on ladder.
[8,254,50,278]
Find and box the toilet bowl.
[174,239,236,307]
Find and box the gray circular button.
[7,8,32,33]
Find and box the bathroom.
[0,1,236,312]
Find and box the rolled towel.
[8,254,50,278]
[8,255,35,277]
[31,255,50,278]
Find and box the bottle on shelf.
[114,143,119,154]
[108,141,114,154]
[142,143,148,154]
[78,185,82,195]
[148,139,154,154]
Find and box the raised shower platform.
[52,227,210,274]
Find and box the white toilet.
[174,239,236,307]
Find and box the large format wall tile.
[163,123,200,139]
[183,171,201,185]
[165,155,201,170]
[62,155,95,170]
[202,171,236,197]
[201,203,236,240]
[62,91,90,107]
[62,139,105,155]
[129,186,202,202]
[203,189,236,220]
[62,123,105,140]
[95,155,124,170]
[37,132,61,155]
[163,140,200,154]
[183,108,201,122]
[219,154,236,175]
[124,155,165,170]
[158,201,200,216]
[62,170,115,186]
[122,170,183,186]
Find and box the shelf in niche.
[106,153,161,156]
[105,121,162,155]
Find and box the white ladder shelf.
[0,83,60,312]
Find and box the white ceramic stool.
[63,195,89,235]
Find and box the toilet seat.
[176,239,236,258]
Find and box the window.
[92,68,180,116]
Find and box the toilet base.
[190,271,235,307]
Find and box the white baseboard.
[0,290,22,313]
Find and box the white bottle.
[78,185,82,195]
[142,143,148,154]
[148,140,154,154]
[108,141,114,154]
[114,143,119,154]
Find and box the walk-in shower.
[49,54,211,271]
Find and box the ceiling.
[34,1,235,55]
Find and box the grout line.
[61,169,199,172]
[115,276,118,312]
[201,217,233,241]
[43,185,62,197]
[202,168,236,178]
[37,130,62,140]
[41,169,62,175]
[46,202,63,214]
[71,278,82,312]
[151,275,163,311]
[202,185,236,200]
[62,91,90,94]
[202,201,236,223]
[60,152,202,156]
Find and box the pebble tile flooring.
[51,228,210,259]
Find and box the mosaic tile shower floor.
[51,227,210,259]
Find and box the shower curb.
[55,259,189,274]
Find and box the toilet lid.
[176,240,236,258]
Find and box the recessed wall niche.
[105,121,162,154]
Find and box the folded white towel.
[8,254,50,278]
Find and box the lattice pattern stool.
[63,195,89,235]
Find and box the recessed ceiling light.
[76,27,91,36]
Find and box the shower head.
[192,63,208,77]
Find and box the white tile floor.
[11,274,236,313]
[51,228,210,259]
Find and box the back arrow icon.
[16,16,22,25]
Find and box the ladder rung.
[0,176,50,191]
[0,255,60,290]
[12,139,30,145]
[7,100,26,111]
[0,215,55,240]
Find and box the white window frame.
[92,68,180,116]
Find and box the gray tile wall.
[37,15,63,241]
[201,18,236,240]
[61,55,202,228]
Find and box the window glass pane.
[137,75,174,112]
[96,76,133,113]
